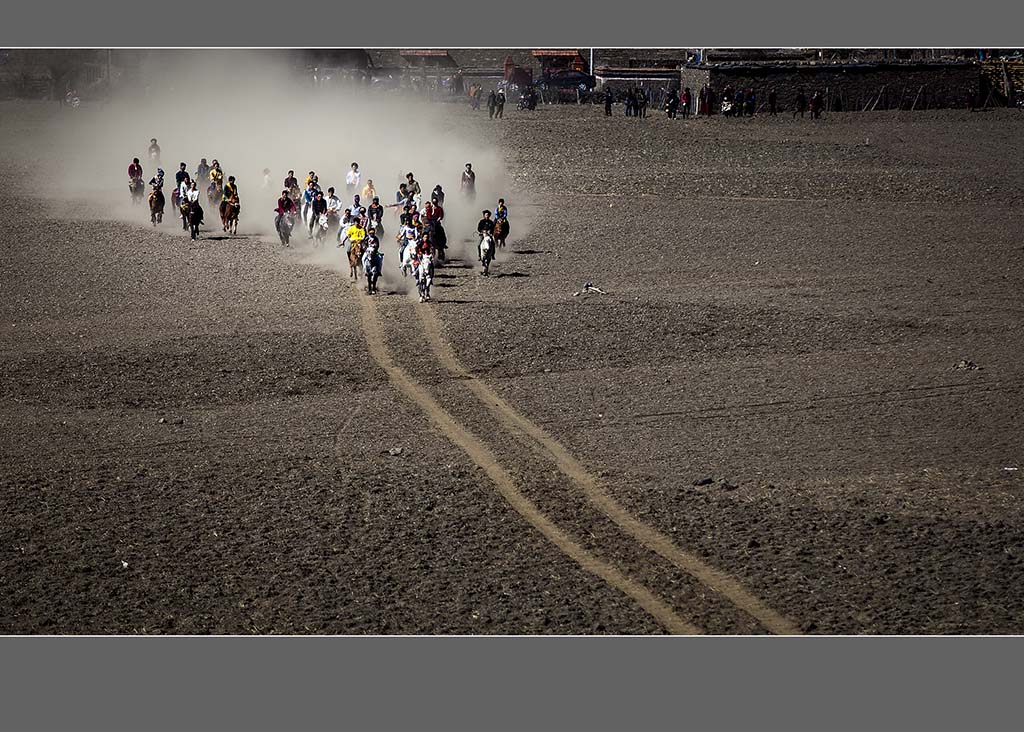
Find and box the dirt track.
[2,101,1024,633]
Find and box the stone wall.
[703,62,980,111]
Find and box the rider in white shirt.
[325,186,343,220]
[186,182,201,204]
[345,162,360,195]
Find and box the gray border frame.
[4,0,1024,727]
[1,0,1022,46]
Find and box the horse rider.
[196,158,211,184]
[222,175,240,219]
[416,231,433,259]
[175,162,191,189]
[461,163,475,200]
[309,190,328,237]
[186,180,201,205]
[177,172,192,211]
[397,219,418,260]
[364,226,380,253]
[148,138,161,165]
[405,172,422,203]
[305,170,318,189]
[325,186,343,227]
[340,217,367,252]
[346,162,360,196]
[208,160,224,197]
[301,180,317,222]
[476,209,495,260]
[128,157,144,184]
[351,194,362,216]
[149,168,165,191]
[284,169,299,192]
[361,178,377,203]
[431,184,445,207]
[367,196,385,234]
[494,198,508,222]
[276,189,296,217]
[337,208,353,243]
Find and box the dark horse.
[185,201,203,240]
[493,218,510,249]
[220,196,239,235]
[129,177,145,205]
[148,188,165,226]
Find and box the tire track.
[355,293,700,635]
[415,305,801,635]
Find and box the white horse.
[399,239,416,277]
[414,252,434,302]
[479,233,494,276]
[313,212,330,246]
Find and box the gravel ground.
[2,101,1023,633]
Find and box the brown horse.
[220,196,240,234]
[148,189,164,226]
[493,218,510,249]
[348,240,363,280]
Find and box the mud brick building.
[680,60,981,112]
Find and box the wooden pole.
[870,84,887,111]
[910,84,925,111]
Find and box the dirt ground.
[2,100,1023,634]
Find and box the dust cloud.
[25,49,519,283]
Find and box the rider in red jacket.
[128,158,143,180]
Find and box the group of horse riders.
[130,151,509,301]
[131,156,240,238]
[271,163,509,301]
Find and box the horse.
[348,240,363,280]
[129,177,145,205]
[431,221,448,263]
[479,233,494,276]
[312,212,330,246]
[207,181,223,207]
[148,189,165,226]
[275,211,294,246]
[399,237,415,278]
[493,218,510,249]
[414,252,434,303]
[178,197,191,231]
[185,201,203,240]
[220,196,239,235]
[362,247,382,294]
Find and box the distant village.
[2,48,1020,111]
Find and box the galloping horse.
[479,233,494,276]
[414,252,434,303]
[207,181,223,207]
[275,211,294,246]
[186,201,203,241]
[313,213,330,246]
[362,246,382,294]
[348,239,363,280]
[220,196,239,235]
[149,189,165,226]
[399,237,415,277]
[493,218,510,249]
[129,177,145,205]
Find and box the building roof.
[532,49,581,57]
[400,50,452,57]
